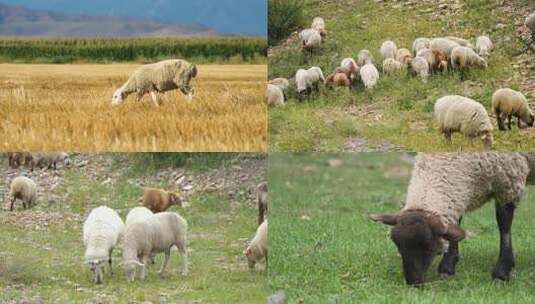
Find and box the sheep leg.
[139,255,149,280]
[108,248,113,275]
[158,248,171,275]
[496,111,506,131]
[9,197,16,211]
[438,217,462,277]
[177,241,189,276]
[507,115,512,130]
[492,202,516,281]
[150,91,160,106]
[258,204,265,226]
[443,131,452,144]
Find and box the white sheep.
[434,95,493,149]
[268,78,290,93]
[340,58,360,82]
[125,206,154,227]
[357,49,374,66]
[475,35,493,58]
[83,206,125,284]
[450,46,487,73]
[9,176,37,211]
[121,212,188,281]
[409,56,429,82]
[359,63,379,90]
[492,88,534,131]
[446,36,475,49]
[382,58,403,74]
[267,84,285,107]
[370,153,535,285]
[244,220,268,270]
[430,37,461,60]
[311,17,327,39]
[412,37,431,53]
[112,59,198,106]
[380,40,397,60]
[299,29,322,51]
[295,67,325,100]
[395,48,413,65]
[416,48,447,73]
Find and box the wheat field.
[0,63,266,152]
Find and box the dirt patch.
[0,210,82,231]
[344,137,403,152]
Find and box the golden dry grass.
[0,63,266,152]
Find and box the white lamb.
[295,67,325,100]
[121,212,188,281]
[112,59,198,106]
[380,40,397,60]
[299,29,322,51]
[357,49,374,66]
[267,84,285,107]
[412,37,431,53]
[475,35,493,58]
[434,95,493,149]
[382,58,403,74]
[244,220,268,270]
[83,206,125,284]
[359,63,379,90]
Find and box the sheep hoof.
[492,265,513,281]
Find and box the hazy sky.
[0,0,267,35]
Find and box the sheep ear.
[368,213,399,226]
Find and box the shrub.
[268,0,306,46]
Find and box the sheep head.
[88,260,104,284]
[369,210,465,286]
[169,192,182,207]
[111,88,126,105]
[120,260,144,282]
[243,246,257,270]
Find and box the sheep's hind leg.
[150,91,161,106]
[108,248,113,275]
[492,202,516,281]
[177,242,189,276]
[438,217,462,277]
[507,115,513,130]
[158,248,171,276]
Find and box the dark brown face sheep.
[141,188,181,213]
[325,72,351,89]
[257,182,268,226]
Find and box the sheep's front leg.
[507,115,513,130]
[439,217,462,277]
[150,91,160,106]
[108,248,113,275]
[159,248,171,275]
[139,256,149,280]
[10,197,16,211]
[492,202,516,281]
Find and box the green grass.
[269,153,535,303]
[268,0,535,152]
[0,155,266,303]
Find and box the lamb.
[380,40,397,60]
[311,17,327,39]
[475,35,493,58]
[450,46,487,78]
[340,58,360,82]
[267,84,285,107]
[416,48,447,73]
[357,49,374,66]
[141,188,181,213]
[9,176,37,211]
[325,72,351,88]
[359,63,379,90]
[412,37,431,53]
[83,206,125,284]
[257,182,268,225]
[430,38,461,61]
[395,48,413,65]
[370,153,535,285]
[408,56,429,82]
[382,58,403,74]
[446,36,475,49]
[121,212,188,281]
[30,152,71,171]
[112,59,198,106]
[244,220,268,270]
[295,67,325,101]
[434,95,493,149]
[492,88,534,131]
[299,29,322,51]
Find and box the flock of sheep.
[268,13,535,149]
[5,154,268,284]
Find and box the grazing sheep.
[430,38,461,60]
[9,176,37,211]
[30,152,71,171]
[325,72,351,88]
[446,36,475,49]
[434,95,493,149]
[395,48,413,65]
[112,59,198,106]
[83,206,125,284]
[295,67,325,101]
[492,88,534,131]
[125,207,154,227]
[257,182,268,225]
[359,64,379,90]
[475,35,493,58]
[268,78,290,93]
[357,49,374,66]
[416,48,447,73]
[370,153,535,285]
[7,152,32,169]
[526,12,535,35]
[412,37,431,53]
[380,40,398,60]
[450,46,487,79]
[382,58,404,74]
[340,58,360,82]
[311,17,327,39]
[244,220,268,270]
[299,29,322,51]
[121,212,188,281]
[267,84,285,107]
[141,188,181,213]
[409,56,430,82]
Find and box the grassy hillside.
[268,0,535,152]
[0,154,267,303]
[269,153,535,303]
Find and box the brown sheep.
[257,182,268,226]
[8,152,32,169]
[325,71,351,89]
[141,188,181,213]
